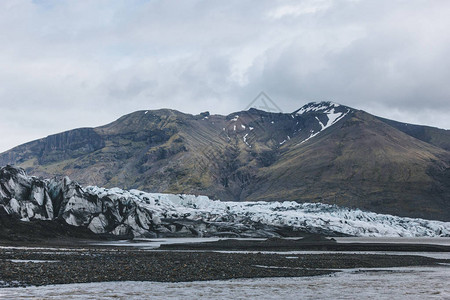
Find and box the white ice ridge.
[85,186,450,237]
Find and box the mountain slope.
[376,116,450,151]
[1,102,449,221]
[247,111,450,220]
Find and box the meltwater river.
[1,266,449,299]
[1,237,449,299]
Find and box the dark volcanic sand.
[160,237,450,252]
[0,239,448,287]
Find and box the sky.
[1,0,450,152]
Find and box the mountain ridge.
[1,101,449,221]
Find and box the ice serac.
[0,166,54,221]
[0,166,449,238]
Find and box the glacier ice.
[1,165,449,238]
[84,186,450,238]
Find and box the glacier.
[1,165,449,238]
[85,186,450,238]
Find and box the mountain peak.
[289,101,353,144]
[293,101,350,115]
[1,103,450,221]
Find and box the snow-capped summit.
[294,101,353,117]
[294,101,344,115]
[291,101,352,144]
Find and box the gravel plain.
[0,238,448,287]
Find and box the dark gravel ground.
[160,237,450,252]
[0,242,448,287]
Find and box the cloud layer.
[1,0,449,152]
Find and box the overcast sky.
[1,0,449,152]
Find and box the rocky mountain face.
[1,165,449,239]
[1,102,449,221]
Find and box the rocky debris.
[0,246,446,287]
[160,236,450,252]
[0,206,108,242]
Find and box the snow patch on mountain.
[296,101,341,115]
[243,133,251,147]
[296,102,351,144]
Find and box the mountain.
[375,116,450,151]
[1,102,449,221]
[1,165,449,239]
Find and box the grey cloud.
[107,78,158,100]
[1,0,450,152]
